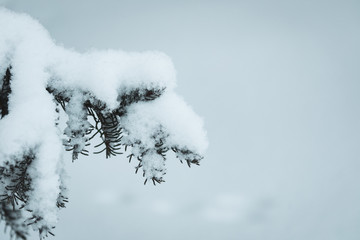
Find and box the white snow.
[121,92,208,155]
[0,7,207,235]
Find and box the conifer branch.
[0,66,12,118]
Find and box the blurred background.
[1,0,360,239]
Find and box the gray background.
[1,0,360,239]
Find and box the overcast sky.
[1,1,360,240]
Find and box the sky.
[1,0,360,239]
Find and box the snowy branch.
[0,8,207,239]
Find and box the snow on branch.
[0,8,207,240]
